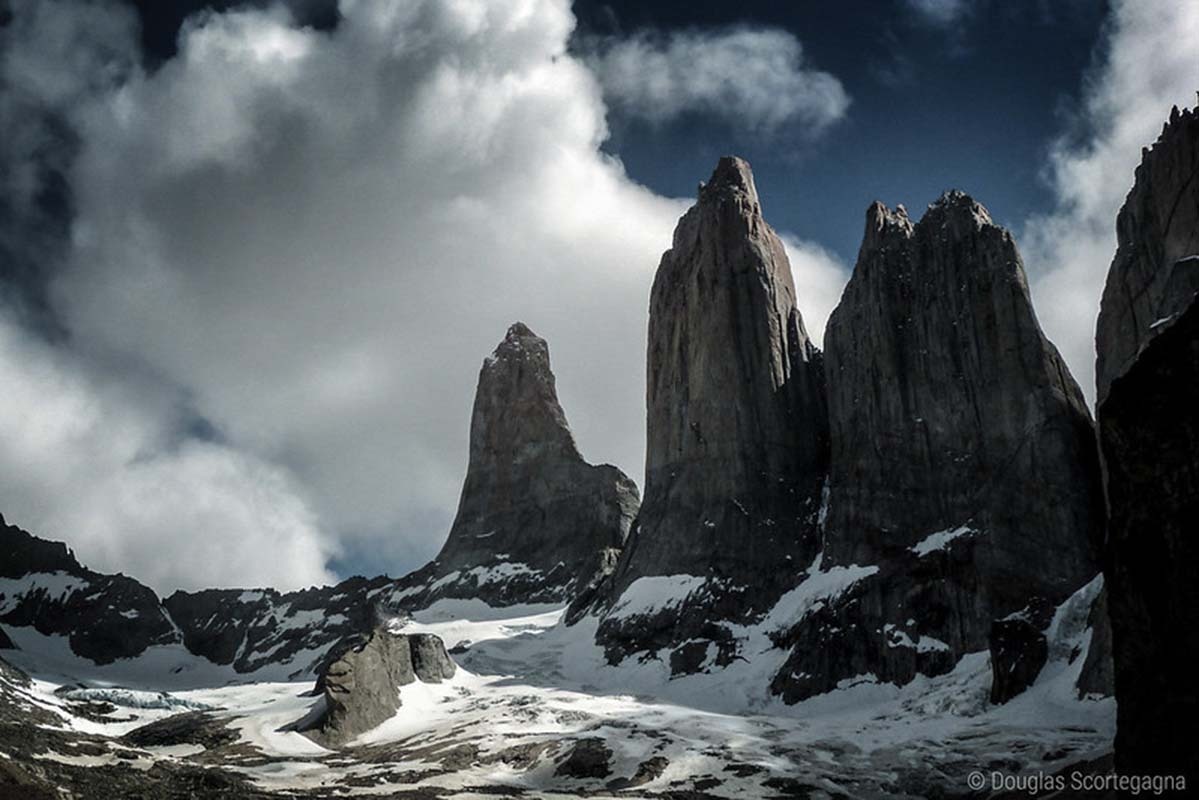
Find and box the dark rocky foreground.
[1095,105,1199,787]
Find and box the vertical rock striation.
[772,192,1102,702]
[1096,105,1199,784]
[596,156,829,665]
[396,323,640,607]
[1096,105,1199,406]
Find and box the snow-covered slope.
[0,587,1114,798]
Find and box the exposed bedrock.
[773,192,1103,702]
[0,516,177,664]
[596,157,830,662]
[396,323,640,608]
[1096,105,1199,785]
[303,626,456,747]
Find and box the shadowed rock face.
[1096,105,1199,406]
[596,156,829,663]
[164,576,393,677]
[304,626,456,747]
[396,323,639,608]
[772,193,1102,703]
[1096,105,1199,784]
[0,516,177,664]
[822,193,1102,575]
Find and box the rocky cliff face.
[594,156,829,665]
[0,516,177,664]
[164,577,393,677]
[771,193,1102,702]
[1096,105,1199,406]
[396,323,639,608]
[303,625,456,747]
[1096,105,1199,783]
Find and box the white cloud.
[1022,0,1199,403]
[585,27,849,135]
[32,0,692,580]
[0,313,335,593]
[779,236,849,350]
[0,0,849,590]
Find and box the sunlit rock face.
[597,156,830,666]
[773,192,1102,703]
[1096,105,1199,784]
[394,322,640,609]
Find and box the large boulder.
[595,156,829,666]
[1096,104,1199,785]
[395,323,639,608]
[773,192,1102,702]
[303,626,456,747]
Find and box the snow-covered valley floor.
[0,599,1115,799]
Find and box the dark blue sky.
[575,0,1108,262]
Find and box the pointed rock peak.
[924,189,994,229]
[1150,101,1197,156]
[503,320,536,342]
[475,323,576,462]
[486,321,549,369]
[698,156,760,211]
[863,200,914,251]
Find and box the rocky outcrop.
[772,193,1102,702]
[164,576,393,677]
[1096,105,1199,785]
[303,626,455,747]
[595,157,829,665]
[0,516,177,663]
[1095,105,1199,406]
[396,323,639,608]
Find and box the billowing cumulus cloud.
[1023,0,1199,402]
[585,28,849,135]
[779,236,848,349]
[0,0,850,588]
[0,313,335,592]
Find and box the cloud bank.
[0,0,848,589]
[1023,0,1199,402]
[585,27,850,135]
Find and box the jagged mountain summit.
[393,322,640,608]
[1095,104,1199,785]
[593,156,829,669]
[773,191,1103,703]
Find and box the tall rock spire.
[1095,104,1199,785]
[772,191,1103,703]
[399,323,640,607]
[1096,105,1199,404]
[595,156,829,667]
[822,190,1101,572]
